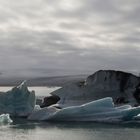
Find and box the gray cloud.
[0,0,140,77]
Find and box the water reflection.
[0,118,140,140]
[10,117,140,130]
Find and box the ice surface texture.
[0,114,13,124]
[50,70,140,107]
[0,81,35,117]
[28,97,140,122]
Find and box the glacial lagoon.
[0,87,140,140]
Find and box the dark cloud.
[0,0,140,77]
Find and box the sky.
[0,0,140,77]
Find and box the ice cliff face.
[50,70,140,107]
[0,81,35,117]
[86,70,139,91]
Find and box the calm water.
[0,87,140,140]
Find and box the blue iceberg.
[0,114,13,124]
[28,97,140,122]
[0,81,35,117]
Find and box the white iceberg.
[0,114,13,124]
[0,81,35,117]
[28,97,140,122]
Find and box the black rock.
[40,95,60,108]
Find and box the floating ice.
[51,70,140,107]
[28,97,140,122]
[0,81,35,117]
[0,80,139,123]
[0,114,13,124]
[28,106,59,121]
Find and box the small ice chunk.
[0,114,13,124]
[132,114,140,120]
[34,105,41,111]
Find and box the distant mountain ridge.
[0,75,87,86]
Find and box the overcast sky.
[0,0,140,77]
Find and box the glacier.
[28,97,140,122]
[0,81,35,117]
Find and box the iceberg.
[0,114,13,124]
[50,70,140,107]
[28,97,140,122]
[0,81,35,117]
[0,78,140,123]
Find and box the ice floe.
[28,97,140,122]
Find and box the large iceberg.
[28,97,140,122]
[0,81,35,117]
[50,70,140,107]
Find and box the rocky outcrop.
[133,86,140,104]
[40,95,60,108]
[50,70,140,107]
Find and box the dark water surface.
[1,118,140,140]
